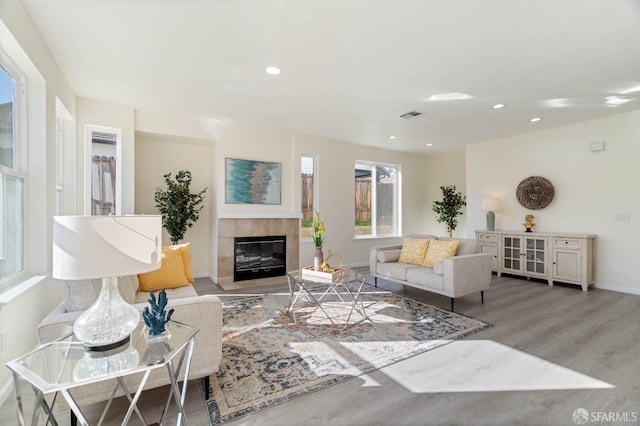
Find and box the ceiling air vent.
[398,110,423,119]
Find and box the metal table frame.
[7,321,197,426]
[286,269,373,331]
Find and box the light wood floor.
[3,273,640,425]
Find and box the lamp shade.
[481,198,499,212]
[53,215,162,280]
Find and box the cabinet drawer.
[478,233,497,242]
[553,238,580,248]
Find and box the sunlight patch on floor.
[374,340,614,392]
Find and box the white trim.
[0,275,47,306]
[594,282,640,296]
[0,379,12,411]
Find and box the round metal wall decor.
[516,176,555,210]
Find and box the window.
[354,161,400,237]
[0,61,25,287]
[300,155,315,239]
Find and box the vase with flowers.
[312,210,326,271]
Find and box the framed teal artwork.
[225,158,282,205]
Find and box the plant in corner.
[154,170,208,245]
[432,185,467,237]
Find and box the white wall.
[132,115,467,273]
[135,132,214,276]
[467,110,640,294]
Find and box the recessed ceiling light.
[493,103,505,109]
[265,66,281,75]
[389,135,397,140]
[429,92,473,101]
[426,143,433,147]
[530,117,541,123]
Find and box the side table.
[6,320,198,426]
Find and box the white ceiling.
[20,0,640,153]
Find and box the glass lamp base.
[73,276,140,352]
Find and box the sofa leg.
[481,290,484,304]
[450,298,454,312]
[204,375,211,400]
[374,277,378,288]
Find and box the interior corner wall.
[466,110,640,294]
[421,151,468,237]
[134,133,214,277]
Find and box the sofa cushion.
[433,260,444,276]
[376,262,420,281]
[138,246,191,292]
[406,267,445,291]
[61,275,138,312]
[422,239,459,268]
[398,237,430,265]
[136,284,198,304]
[439,237,478,255]
[165,242,194,283]
[378,249,402,263]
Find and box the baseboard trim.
[0,379,12,411]
[594,283,640,296]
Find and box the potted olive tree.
[432,185,466,237]
[154,170,208,244]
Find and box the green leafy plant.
[432,185,466,237]
[312,210,326,247]
[154,170,207,244]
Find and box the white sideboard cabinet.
[475,230,596,291]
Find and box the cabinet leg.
[450,298,454,312]
[581,284,588,292]
[481,291,484,304]
[548,279,554,287]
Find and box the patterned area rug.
[202,283,491,425]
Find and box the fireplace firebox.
[234,235,286,282]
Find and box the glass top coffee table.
[286,269,373,331]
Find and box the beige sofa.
[36,274,223,411]
[370,235,492,311]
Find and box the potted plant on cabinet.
[154,170,208,244]
[432,185,466,237]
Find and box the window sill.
[0,275,48,306]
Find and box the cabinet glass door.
[503,237,521,271]
[525,237,546,275]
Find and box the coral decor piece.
[143,289,175,336]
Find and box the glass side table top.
[7,321,198,395]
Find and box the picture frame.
[225,158,282,205]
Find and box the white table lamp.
[53,215,162,351]
[481,198,499,231]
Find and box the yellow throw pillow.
[165,243,194,283]
[398,237,430,265]
[422,239,459,268]
[138,246,190,292]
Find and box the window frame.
[300,154,317,242]
[0,52,27,291]
[354,160,401,239]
